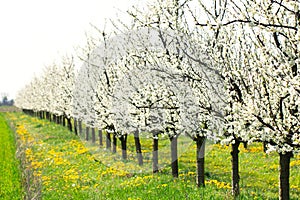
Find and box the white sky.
[0,0,138,99]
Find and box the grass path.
[0,113,23,199]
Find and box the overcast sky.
[0,0,138,99]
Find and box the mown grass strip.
[0,113,23,199]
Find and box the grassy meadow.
[0,113,23,199]
[1,112,300,199]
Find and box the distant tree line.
[0,95,14,106]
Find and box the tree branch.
[196,19,298,31]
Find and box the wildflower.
[31,161,43,169]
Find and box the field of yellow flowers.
[2,112,300,199]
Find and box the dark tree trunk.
[74,118,78,135]
[263,142,268,153]
[231,140,241,197]
[134,130,143,166]
[57,115,61,124]
[62,116,66,127]
[98,129,103,146]
[279,152,292,200]
[242,141,247,149]
[120,134,127,160]
[112,134,117,153]
[196,137,206,187]
[106,132,111,150]
[46,112,50,121]
[85,127,89,141]
[152,134,159,174]
[170,136,178,178]
[78,120,82,135]
[91,127,96,143]
[67,118,72,132]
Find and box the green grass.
[0,113,23,199]
[4,112,300,199]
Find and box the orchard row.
[16,1,299,199]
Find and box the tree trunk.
[231,140,241,197]
[134,130,143,166]
[112,134,117,153]
[91,128,95,143]
[120,134,127,160]
[62,116,66,127]
[242,141,247,149]
[279,152,292,200]
[196,137,206,187]
[57,115,61,124]
[263,142,268,153]
[152,134,159,174]
[46,112,50,121]
[67,118,72,132]
[98,129,103,146]
[85,127,89,141]
[79,120,82,135]
[170,136,178,178]
[74,118,78,135]
[106,132,111,150]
